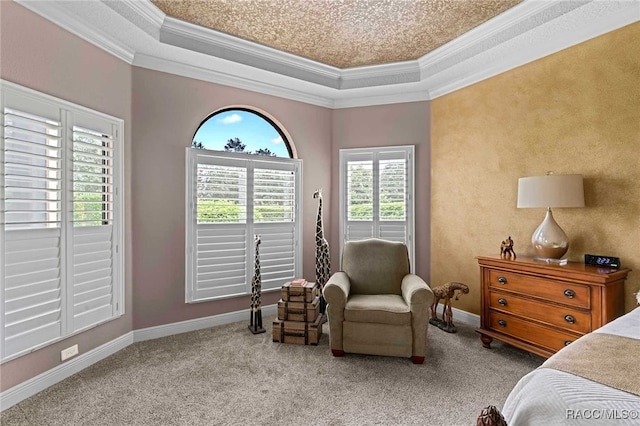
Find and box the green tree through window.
[191,108,293,223]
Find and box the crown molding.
[132,50,431,109]
[423,0,640,99]
[12,0,640,108]
[160,16,343,89]
[331,88,431,109]
[418,0,562,76]
[121,0,165,28]
[132,53,335,108]
[159,15,426,90]
[339,61,421,89]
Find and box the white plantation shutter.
[254,166,295,223]
[4,229,62,357]
[72,125,114,225]
[254,222,296,289]
[71,226,114,331]
[190,156,248,300]
[194,224,247,300]
[2,103,64,358]
[197,163,247,224]
[345,156,374,241]
[254,163,296,290]
[1,81,124,361]
[70,122,117,332]
[378,154,408,242]
[339,146,414,269]
[186,149,301,302]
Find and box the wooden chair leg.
[331,349,344,357]
[412,356,424,364]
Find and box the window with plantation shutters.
[253,163,297,289]
[2,105,64,359]
[186,149,301,303]
[70,123,117,332]
[0,81,124,362]
[339,146,414,269]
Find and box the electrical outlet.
[61,344,79,361]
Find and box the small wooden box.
[272,316,323,345]
[281,281,319,303]
[277,296,320,322]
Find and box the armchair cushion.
[341,239,410,295]
[344,294,410,326]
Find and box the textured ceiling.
[152,0,523,69]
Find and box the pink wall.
[131,67,332,329]
[330,103,432,281]
[0,2,133,392]
[0,2,431,394]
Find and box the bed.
[497,306,640,425]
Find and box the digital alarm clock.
[584,254,620,268]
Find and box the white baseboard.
[1,304,277,412]
[0,332,134,411]
[451,307,480,328]
[133,304,277,342]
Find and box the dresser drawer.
[478,256,628,358]
[489,312,579,353]
[489,291,591,334]
[488,270,590,309]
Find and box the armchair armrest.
[401,274,433,361]
[323,272,351,355]
[401,274,433,309]
[323,271,351,309]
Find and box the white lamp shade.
[517,174,585,208]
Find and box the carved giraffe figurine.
[313,189,331,316]
[429,282,470,333]
[248,234,265,334]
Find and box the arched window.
[186,107,302,303]
[192,108,293,158]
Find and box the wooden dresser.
[476,255,630,358]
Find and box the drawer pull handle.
[498,276,507,285]
[498,298,507,306]
[564,340,572,346]
[498,319,507,327]
[564,314,576,324]
[563,289,576,299]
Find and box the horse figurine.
[500,236,516,259]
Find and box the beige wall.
[330,103,431,280]
[131,67,332,329]
[431,22,640,315]
[0,2,133,392]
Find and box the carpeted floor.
[1,316,543,425]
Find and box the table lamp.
[517,173,584,265]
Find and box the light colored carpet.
[1,316,542,425]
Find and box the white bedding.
[502,308,640,425]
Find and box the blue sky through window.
[193,110,289,157]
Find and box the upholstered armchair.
[323,238,434,364]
